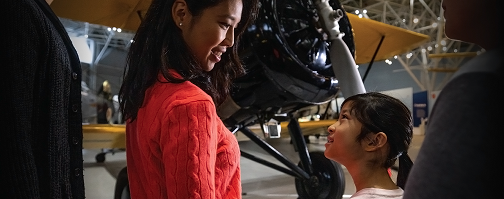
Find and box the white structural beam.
[341,0,481,93]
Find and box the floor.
[82,128,424,199]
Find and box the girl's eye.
[339,114,348,120]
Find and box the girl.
[325,92,413,199]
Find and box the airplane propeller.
[315,0,366,97]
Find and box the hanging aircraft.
[53,0,429,198]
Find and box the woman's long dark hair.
[342,92,413,189]
[119,0,258,121]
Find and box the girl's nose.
[327,123,337,134]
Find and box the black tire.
[95,153,106,163]
[295,152,345,199]
[114,167,131,199]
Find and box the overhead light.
[385,59,392,65]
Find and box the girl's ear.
[364,132,388,152]
[172,0,188,28]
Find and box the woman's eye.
[220,23,231,29]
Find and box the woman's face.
[324,102,366,165]
[181,0,243,72]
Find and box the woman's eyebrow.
[217,14,236,21]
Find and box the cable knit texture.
[127,74,241,199]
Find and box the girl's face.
[324,102,367,165]
[180,0,243,71]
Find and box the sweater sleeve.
[160,100,218,199]
[0,1,44,197]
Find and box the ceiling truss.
[60,0,479,93]
[340,0,481,93]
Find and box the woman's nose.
[222,29,235,47]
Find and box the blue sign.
[412,91,428,127]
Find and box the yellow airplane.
[82,119,336,149]
[50,0,428,65]
[55,0,428,198]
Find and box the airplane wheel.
[295,152,345,199]
[95,153,106,163]
[114,167,130,199]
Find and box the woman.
[325,92,413,199]
[118,0,258,198]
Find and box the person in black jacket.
[403,0,503,198]
[96,80,114,124]
[0,0,85,198]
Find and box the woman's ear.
[172,0,188,27]
[364,132,388,152]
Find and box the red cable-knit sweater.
[126,74,241,199]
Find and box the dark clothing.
[404,49,504,198]
[0,0,85,198]
[96,97,110,124]
[96,94,113,124]
[96,101,110,124]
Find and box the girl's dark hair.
[119,0,259,121]
[341,92,413,189]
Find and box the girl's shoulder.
[350,188,403,199]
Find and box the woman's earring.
[179,22,182,26]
